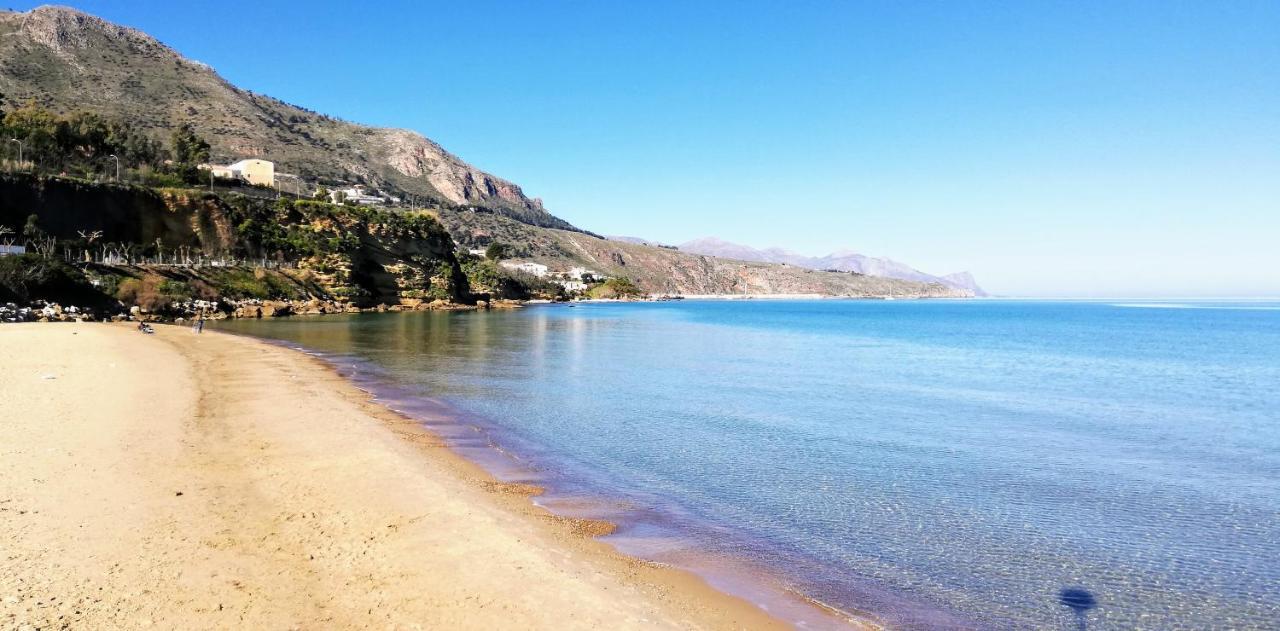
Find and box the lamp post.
[109,154,120,182]
[7,138,22,168]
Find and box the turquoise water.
[215,300,1280,629]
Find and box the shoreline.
[0,322,869,629]
[243,332,883,630]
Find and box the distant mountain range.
[613,237,986,296]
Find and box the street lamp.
[7,138,22,167]
[108,154,120,182]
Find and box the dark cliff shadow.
[1059,587,1097,630]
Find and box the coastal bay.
[0,323,818,630]
[216,301,1280,628]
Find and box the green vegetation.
[457,251,565,301]
[167,122,211,182]
[484,241,510,261]
[0,102,215,186]
[0,172,470,312]
[114,275,214,311]
[2,102,164,176]
[588,277,643,299]
[211,268,302,300]
[0,253,94,303]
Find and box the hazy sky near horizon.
[18,1,1278,296]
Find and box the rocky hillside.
[0,5,570,230]
[0,5,970,299]
[443,212,968,297]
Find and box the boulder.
[260,301,292,317]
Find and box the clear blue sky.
[16,1,1279,296]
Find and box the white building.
[331,185,385,206]
[566,266,600,281]
[202,158,276,187]
[500,261,549,277]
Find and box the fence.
[58,247,297,270]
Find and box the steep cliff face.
[0,6,571,230]
[0,174,237,251]
[0,174,466,304]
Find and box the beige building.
[202,158,275,187]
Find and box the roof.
[226,158,273,169]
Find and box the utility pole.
[7,138,22,168]
[109,154,120,182]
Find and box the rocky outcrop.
[0,175,237,255]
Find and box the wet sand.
[0,323,849,629]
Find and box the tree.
[22,214,41,240]
[169,123,210,166]
[313,185,329,201]
[484,242,510,261]
[4,101,58,165]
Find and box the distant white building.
[566,266,600,281]
[331,185,385,206]
[500,261,549,277]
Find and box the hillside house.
[566,267,600,281]
[201,158,276,187]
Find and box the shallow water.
[216,300,1280,629]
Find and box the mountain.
[0,5,571,230]
[679,238,986,296]
[0,5,971,299]
[939,272,985,297]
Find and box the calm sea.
[215,300,1280,629]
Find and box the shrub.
[484,242,510,261]
[0,254,92,303]
[589,277,643,299]
[114,275,190,311]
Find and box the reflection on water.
[216,300,1280,629]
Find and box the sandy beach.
[0,323,811,630]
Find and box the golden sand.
[0,323,843,629]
